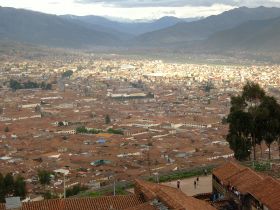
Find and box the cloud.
[74,0,237,7]
[74,0,280,8]
[75,0,280,8]
[239,0,280,7]
[162,10,176,15]
[49,1,60,4]
[1,0,280,20]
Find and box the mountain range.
[205,16,280,52]
[61,15,197,36]
[0,7,119,48]
[134,6,280,46]
[1,6,280,52]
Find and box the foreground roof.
[227,168,264,193]
[0,178,218,210]
[0,195,144,210]
[247,177,280,210]
[135,179,216,210]
[212,161,245,182]
[213,161,280,210]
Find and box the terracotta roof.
[214,161,280,210]
[212,161,245,182]
[134,179,157,200]
[124,202,156,210]
[135,179,216,210]
[0,195,144,210]
[247,177,280,210]
[226,168,264,193]
[156,185,216,210]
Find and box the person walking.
[177,180,180,189]
[194,180,197,189]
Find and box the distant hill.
[60,15,133,41]
[134,6,280,46]
[0,7,120,48]
[205,16,280,52]
[61,15,193,35]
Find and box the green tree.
[227,82,280,161]
[66,185,87,197]
[58,121,64,127]
[62,70,73,78]
[107,128,124,135]
[4,173,14,196]
[0,173,5,203]
[227,135,252,160]
[23,81,39,89]
[105,115,111,124]
[38,170,51,185]
[9,79,22,91]
[227,110,253,160]
[242,82,266,160]
[226,82,267,160]
[230,95,246,112]
[242,82,265,106]
[258,96,280,159]
[76,126,88,134]
[14,176,26,198]
[43,191,58,199]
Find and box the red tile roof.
[0,178,218,210]
[226,168,264,193]
[0,195,144,210]
[247,177,280,210]
[212,161,245,183]
[134,179,157,201]
[156,185,216,210]
[213,161,280,210]
[124,202,156,210]
[135,179,216,210]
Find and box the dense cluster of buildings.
[1,55,280,202]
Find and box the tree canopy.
[226,82,280,160]
[38,170,51,185]
[0,173,26,202]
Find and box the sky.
[1,0,280,21]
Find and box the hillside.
[0,7,120,48]
[134,6,280,46]
[62,15,189,35]
[205,17,280,52]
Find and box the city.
[0,0,280,210]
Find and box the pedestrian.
[177,180,180,189]
[194,180,196,189]
[197,176,199,182]
[204,169,207,176]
